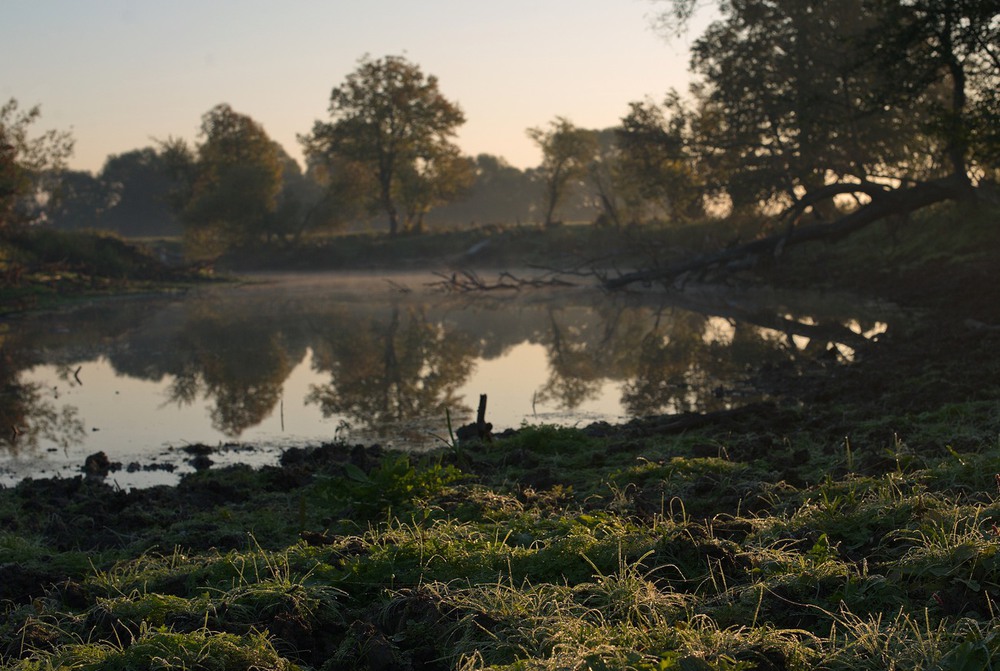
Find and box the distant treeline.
[45,148,608,239]
[6,0,998,263]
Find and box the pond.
[0,272,899,488]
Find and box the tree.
[527,117,598,227]
[582,129,633,228]
[423,154,539,228]
[265,143,325,243]
[99,148,180,237]
[692,1,925,211]
[867,0,1000,183]
[605,0,999,289]
[0,99,74,231]
[163,104,284,255]
[616,96,712,222]
[652,0,999,212]
[304,55,468,236]
[46,170,109,231]
[397,147,475,232]
[301,151,378,234]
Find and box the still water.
[0,272,895,487]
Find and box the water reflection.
[0,274,904,483]
[0,328,85,454]
[307,305,477,435]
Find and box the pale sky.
[2,1,705,174]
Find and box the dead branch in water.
[385,279,413,293]
[428,270,576,293]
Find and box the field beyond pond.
[2,203,1000,670]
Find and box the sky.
[2,1,706,174]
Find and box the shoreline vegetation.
[2,201,1000,669]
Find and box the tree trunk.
[386,204,400,237]
[379,163,400,236]
[604,174,970,290]
[939,9,973,191]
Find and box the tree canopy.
[47,148,182,237]
[603,0,1000,288]
[651,0,1000,217]
[162,104,285,255]
[527,117,598,227]
[100,148,181,237]
[616,96,706,222]
[304,55,469,236]
[0,99,74,231]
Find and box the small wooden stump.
[456,394,493,442]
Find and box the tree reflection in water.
[0,278,901,460]
[0,345,85,454]
[306,306,477,434]
[162,306,296,436]
[622,315,784,416]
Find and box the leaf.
[936,641,990,671]
[343,463,371,484]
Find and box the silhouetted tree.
[650,0,998,211]
[304,55,468,236]
[867,0,1000,182]
[423,154,538,228]
[162,104,283,256]
[527,117,598,227]
[0,99,74,231]
[606,0,999,287]
[99,148,180,237]
[617,97,706,222]
[46,170,109,231]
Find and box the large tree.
[304,55,468,236]
[45,170,109,231]
[692,1,926,211]
[616,97,707,223]
[652,0,999,212]
[0,99,74,231]
[867,0,1000,182]
[48,148,182,236]
[99,148,180,237]
[527,117,598,227]
[607,0,999,288]
[163,104,284,255]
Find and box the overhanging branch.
[605,174,969,290]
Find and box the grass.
[0,228,209,316]
[3,412,1000,669]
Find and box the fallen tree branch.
[780,180,892,228]
[605,175,969,290]
[429,270,576,292]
